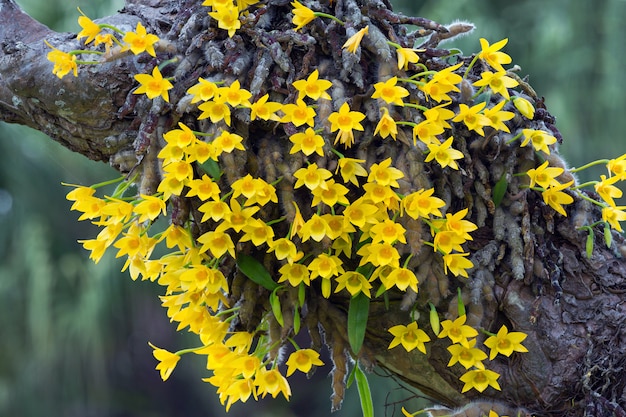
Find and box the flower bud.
[429,303,440,336]
[513,96,535,119]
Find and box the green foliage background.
[1,0,625,416]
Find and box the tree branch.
[2,1,626,415]
[0,0,142,162]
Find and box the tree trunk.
[1,0,625,416]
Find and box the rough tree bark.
[1,0,625,416]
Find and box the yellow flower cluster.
[523,141,626,231]
[388,314,528,394]
[600,156,626,231]
[152,66,479,303]
[46,14,162,79]
[55,0,626,413]
[63,37,484,405]
[202,0,260,37]
[64,173,319,409]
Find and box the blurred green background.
[1,0,625,416]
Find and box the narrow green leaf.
[122,183,138,199]
[586,230,594,259]
[443,48,462,57]
[354,363,374,417]
[604,223,613,248]
[236,253,278,291]
[199,158,222,180]
[346,362,357,389]
[111,179,133,199]
[293,307,301,334]
[474,90,492,105]
[492,174,508,207]
[356,263,375,278]
[348,292,370,355]
[298,282,305,307]
[375,283,387,298]
[269,289,284,326]
[457,287,466,317]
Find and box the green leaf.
[111,179,134,199]
[375,283,387,298]
[293,307,301,334]
[586,230,594,259]
[443,48,462,58]
[298,282,305,307]
[348,292,370,355]
[346,362,356,389]
[604,223,613,248]
[492,174,508,207]
[354,362,374,417]
[457,287,466,317]
[473,90,492,105]
[199,158,222,180]
[236,253,279,291]
[122,183,138,198]
[269,289,283,326]
[356,263,375,278]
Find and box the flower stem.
[99,23,126,35]
[266,216,286,226]
[216,306,241,318]
[574,190,605,208]
[175,345,208,356]
[578,220,604,231]
[570,159,609,173]
[69,49,104,56]
[314,12,344,26]
[463,55,479,79]
[158,57,179,71]
[403,102,429,112]
[480,328,496,337]
[330,147,345,159]
[572,181,598,190]
[472,85,486,99]
[398,77,426,87]
[402,253,414,269]
[505,131,523,146]
[287,337,301,350]
[90,175,125,189]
